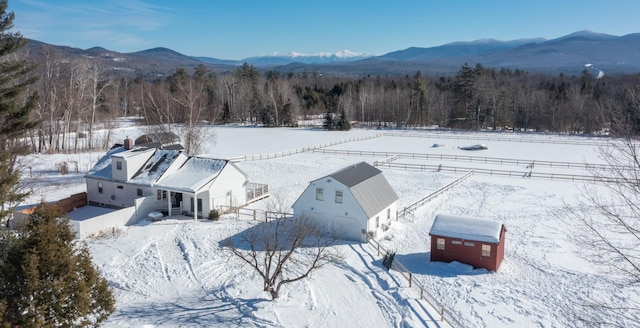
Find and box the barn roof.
[329,162,399,218]
[429,214,503,244]
[330,162,382,187]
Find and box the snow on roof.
[111,147,155,158]
[429,213,503,243]
[86,146,127,178]
[129,149,182,186]
[154,157,227,193]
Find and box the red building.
[429,214,506,272]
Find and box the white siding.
[292,178,367,242]
[111,148,155,181]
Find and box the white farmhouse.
[154,156,250,219]
[292,162,398,242]
[85,140,268,221]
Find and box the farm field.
[17,125,637,327]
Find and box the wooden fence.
[396,170,474,219]
[230,133,383,162]
[218,205,291,222]
[368,237,465,328]
[315,148,619,172]
[376,162,624,183]
[381,132,606,146]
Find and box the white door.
[331,216,363,242]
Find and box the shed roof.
[429,214,503,244]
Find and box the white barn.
[292,162,399,242]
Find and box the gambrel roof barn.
[292,162,398,242]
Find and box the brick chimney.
[124,136,133,150]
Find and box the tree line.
[27,47,640,154]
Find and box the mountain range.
[21,30,640,77]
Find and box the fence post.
[253,209,256,221]
[409,272,412,287]
[441,308,444,321]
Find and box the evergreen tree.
[0,1,40,220]
[323,111,334,130]
[0,204,115,327]
[336,110,351,131]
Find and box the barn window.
[137,188,143,197]
[316,187,323,201]
[436,238,445,250]
[464,241,475,247]
[451,240,462,245]
[116,161,122,170]
[97,182,103,194]
[482,244,491,257]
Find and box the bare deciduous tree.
[223,215,342,300]
[565,136,640,326]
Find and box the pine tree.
[0,1,40,220]
[0,204,115,327]
[336,110,351,131]
[323,110,334,130]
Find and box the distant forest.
[29,56,640,153]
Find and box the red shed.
[429,214,506,272]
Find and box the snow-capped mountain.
[241,50,373,66]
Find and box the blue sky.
[9,0,640,60]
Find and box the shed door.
[332,216,363,242]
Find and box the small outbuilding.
[429,214,506,271]
[292,162,398,242]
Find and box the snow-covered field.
[16,125,639,327]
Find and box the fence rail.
[381,132,606,146]
[397,170,474,218]
[376,162,624,183]
[231,133,383,162]
[315,148,620,171]
[218,205,291,222]
[368,238,465,328]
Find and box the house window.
[116,161,122,170]
[375,216,379,228]
[157,190,167,200]
[335,190,343,203]
[157,190,162,200]
[137,188,143,197]
[436,238,445,250]
[98,182,103,194]
[316,187,323,201]
[117,185,123,189]
[387,208,391,220]
[482,244,492,257]
[190,198,203,213]
[451,240,462,245]
[464,241,475,247]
